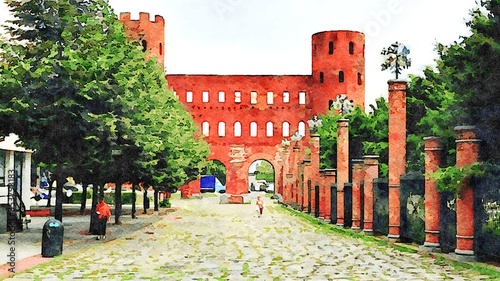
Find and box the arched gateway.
[119,12,366,194]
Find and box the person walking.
[95,198,111,240]
[256,196,265,218]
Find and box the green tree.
[408,0,500,164]
[318,98,389,177]
[0,0,209,222]
[255,160,275,182]
[406,68,458,170]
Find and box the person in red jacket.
[95,198,111,240]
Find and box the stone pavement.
[0,194,496,280]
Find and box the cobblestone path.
[2,195,492,280]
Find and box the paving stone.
[1,195,496,280]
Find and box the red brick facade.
[120,13,365,194]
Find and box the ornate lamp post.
[381,41,411,79]
[332,94,354,115]
[290,131,303,146]
[307,115,323,133]
[281,138,291,149]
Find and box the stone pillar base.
[450,251,476,262]
[420,242,441,253]
[387,234,400,243]
[363,229,374,236]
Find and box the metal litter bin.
[41,219,64,257]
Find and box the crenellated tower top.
[119,12,165,70]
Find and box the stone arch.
[241,152,281,192]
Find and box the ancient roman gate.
[120,12,365,194]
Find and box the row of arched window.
[202,121,307,138]
[179,91,307,105]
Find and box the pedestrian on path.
[95,198,111,240]
[256,196,265,217]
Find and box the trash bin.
[41,219,64,257]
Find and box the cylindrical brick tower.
[119,12,165,70]
[311,31,365,114]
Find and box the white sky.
[1,0,477,106]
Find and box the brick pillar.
[282,146,292,205]
[293,144,302,210]
[454,126,480,260]
[388,80,407,240]
[337,119,349,227]
[322,169,335,221]
[310,133,320,215]
[351,159,364,230]
[422,137,443,252]
[363,155,379,235]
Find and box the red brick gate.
[120,12,366,194]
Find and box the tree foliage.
[408,0,500,165]
[0,0,209,190]
[318,98,389,177]
[255,160,275,182]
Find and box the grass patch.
[279,205,388,248]
[449,260,500,279]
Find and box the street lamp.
[281,138,291,149]
[307,115,322,133]
[331,94,354,115]
[290,131,303,142]
[381,41,411,79]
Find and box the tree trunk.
[99,182,105,200]
[114,181,122,225]
[80,182,87,215]
[154,187,159,211]
[89,183,99,235]
[143,187,148,214]
[54,175,64,222]
[46,179,54,207]
[131,183,137,219]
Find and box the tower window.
[186,91,193,103]
[358,73,362,85]
[159,43,163,55]
[283,91,290,103]
[202,91,209,103]
[202,122,209,136]
[234,122,242,137]
[266,122,274,137]
[250,91,257,104]
[218,122,226,137]
[235,91,241,103]
[349,42,354,54]
[320,72,324,83]
[298,121,306,137]
[267,92,274,104]
[250,122,257,137]
[141,40,147,52]
[282,122,290,137]
[339,71,344,83]
[219,91,225,102]
[299,92,306,105]
[328,41,334,54]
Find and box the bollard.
[41,219,64,257]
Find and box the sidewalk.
[0,206,168,278]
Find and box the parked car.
[265,183,275,193]
[215,178,226,193]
